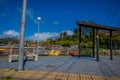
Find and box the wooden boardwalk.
[0,68,120,80]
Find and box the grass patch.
[2,76,13,80]
[8,68,14,70]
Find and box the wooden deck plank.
[91,75,106,80]
[0,68,10,73]
[0,69,9,74]
[20,70,37,79]
[96,75,104,80]
[1,70,16,76]
[91,75,99,80]
[43,72,58,79]
[31,71,48,79]
[85,74,93,80]
[115,77,120,80]
[92,75,120,80]
[0,68,120,80]
[105,77,114,80]
[104,76,120,80]
[13,71,28,78]
[68,73,80,80]
[61,73,68,80]
[56,72,68,80]
[55,72,64,80]
[80,74,87,80]
[80,74,93,80]
[3,70,15,76]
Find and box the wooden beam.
[77,21,120,31]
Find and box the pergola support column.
[79,26,82,57]
[110,30,113,60]
[92,28,95,57]
[96,28,99,61]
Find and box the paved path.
[0,56,120,79]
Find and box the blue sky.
[0,0,120,40]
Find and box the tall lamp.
[36,17,41,54]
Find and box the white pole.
[18,0,27,70]
[36,17,41,54]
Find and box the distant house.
[47,45,62,50]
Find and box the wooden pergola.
[77,21,120,61]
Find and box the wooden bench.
[8,53,38,63]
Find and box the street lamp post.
[18,0,27,71]
[36,17,41,54]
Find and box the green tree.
[63,31,67,39]
[60,32,63,39]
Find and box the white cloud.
[1,30,73,41]
[66,30,74,35]
[3,30,19,37]
[62,30,73,35]
[26,30,73,41]
[26,32,59,41]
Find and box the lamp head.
[37,17,41,21]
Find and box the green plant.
[2,76,13,80]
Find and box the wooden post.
[114,42,117,56]
[96,28,99,61]
[92,28,95,57]
[110,30,113,60]
[79,26,82,57]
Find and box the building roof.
[77,21,120,31]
